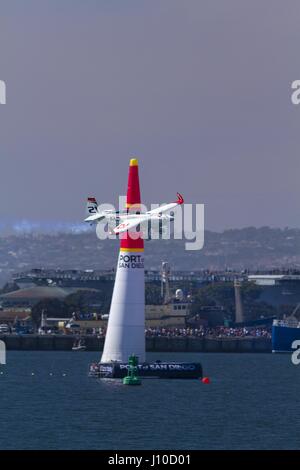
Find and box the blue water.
[0,351,299,450]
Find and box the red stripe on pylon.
[120,158,144,251]
[126,165,141,207]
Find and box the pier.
[0,334,271,353]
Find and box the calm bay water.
[0,351,299,450]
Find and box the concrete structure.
[161,261,171,304]
[234,279,244,323]
[0,334,271,353]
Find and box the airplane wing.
[113,215,148,235]
[113,193,184,234]
[147,192,184,216]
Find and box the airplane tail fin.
[86,197,98,217]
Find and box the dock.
[0,334,271,353]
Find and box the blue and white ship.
[272,317,300,353]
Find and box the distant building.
[13,269,115,289]
[0,308,31,323]
[12,267,241,291]
[248,274,300,307]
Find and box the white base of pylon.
[101,249,145,363]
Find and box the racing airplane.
[84,193,184,235]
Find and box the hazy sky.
[1,0,300,230]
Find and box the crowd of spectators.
[145,326,271,339]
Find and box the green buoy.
[123,354,141,385]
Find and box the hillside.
[0,227,299,285]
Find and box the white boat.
[72,339,86,351]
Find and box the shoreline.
[0,334,271,353]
